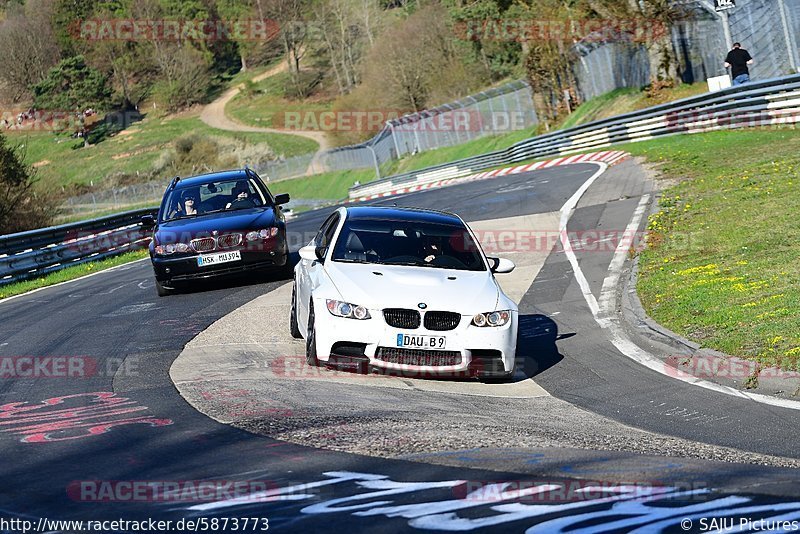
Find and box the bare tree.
[314,0,378,95]
[0,0,61,102]
[355,3,483,112]
[266,0,311,94]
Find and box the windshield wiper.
[334,258,381,264]
[385,260,426,266]
[167,213,199,221]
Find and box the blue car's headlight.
[246,228,279,241]
[326,299,371,320]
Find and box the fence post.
[513,88,524,133]
[777,0,799,73]
[389,123,401,158]
[367,144,381,179]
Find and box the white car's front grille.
[383,309,461,331]
[376,347,462,367]
[383,308,421,329]
[423,311,461,331]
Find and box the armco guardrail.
[350,73,800,199]
[0,208,157,286]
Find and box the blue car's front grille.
[217,233,242,249]
[190,237,215,252]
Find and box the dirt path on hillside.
[200,61,330,175]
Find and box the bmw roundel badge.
[418,303,427,309]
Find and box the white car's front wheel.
[290,283,302,339]
[305,301,321,367]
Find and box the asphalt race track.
[2,161,800,533]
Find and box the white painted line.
[558,163,608,316]
[560,172,800,411]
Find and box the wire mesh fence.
[673,0,799,82]
[573,0,800,99]
[573,42,652,101]
[254,80,538,182]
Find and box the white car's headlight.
[326,299,371,320]
[472,310,511,327]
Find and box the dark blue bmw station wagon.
[143,168,290,296]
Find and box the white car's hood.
[324,262,500,314]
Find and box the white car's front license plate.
[396,333,446,350]
[197,250,241,267]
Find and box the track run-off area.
[2,159,800,533]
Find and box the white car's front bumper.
[312,298,517,377]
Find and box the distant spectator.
[725,43,754,86]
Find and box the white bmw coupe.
[291,206,518,381]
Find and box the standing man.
[725,42,754,85]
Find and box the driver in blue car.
[226,184,256,209]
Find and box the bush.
[157,134,222,177]
[32,56,111,113]
[241,79,259,98]
[0,133,59,234]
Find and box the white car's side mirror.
[299,245,319,262]
[489,257,515,274]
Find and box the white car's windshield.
[331,218,486,271]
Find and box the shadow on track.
[161,252,299,297]
[515,314,564,379]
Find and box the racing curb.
[621,248,800,399]
[349,150,629,203]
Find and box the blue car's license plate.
[197,250,241,267]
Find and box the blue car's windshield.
[160,179,269,222]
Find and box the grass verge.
[226,70,333,129]
[272,168,376,201]
[624,127,800,370]
[0,249,149,300]
[559,83,708,129]
[19,113,319,191]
